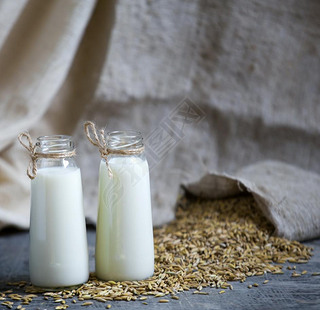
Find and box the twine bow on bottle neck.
[18,132,38,179]
[18,132,76,179]
[84,121,113,178]
[84,121,145,178]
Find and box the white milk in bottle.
[95,130,154,281]
[26,135,89,287]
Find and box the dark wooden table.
[1,227,320,310]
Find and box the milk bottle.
[86,128,154,281]
[19,134,89,287]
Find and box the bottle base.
[96,270,154,282]
[30,283,84,291]
[30,275,89,290]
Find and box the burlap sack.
[186,161,320,241]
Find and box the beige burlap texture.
[0,0,320,242]
[186,161,320,241]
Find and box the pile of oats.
[1,195,314,309]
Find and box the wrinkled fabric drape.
[186,161,320,241]
[0,0,114,229]
[0,0,319,241]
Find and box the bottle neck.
[106,131,144,153]
[35,135,75,154]
[35,135,77,169]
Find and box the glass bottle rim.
[37,135,72,141]
[106,130,143,150]
[36,135,75,154]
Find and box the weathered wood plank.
[0,229,319,309]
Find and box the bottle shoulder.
[37,157,79,170]
[36,166,80,176]
[101,156,148,166]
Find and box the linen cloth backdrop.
[0,0,319,240]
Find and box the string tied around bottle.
[84,121,145,178]
[18,132,76,179]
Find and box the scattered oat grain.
[0,196,313,305]
[291,272,301,277]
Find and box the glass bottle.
[95,131,154,281]
[29,135,89,287]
